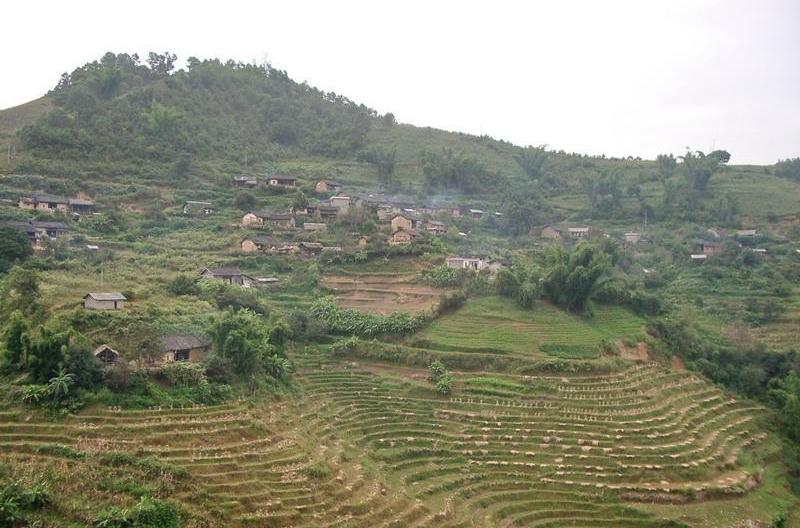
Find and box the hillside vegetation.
[1,52,799,527]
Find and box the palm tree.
[46,368,75,401]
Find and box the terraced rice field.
[0,401,420,527]
[0,357,777,527]
[322,272,443,314]
[414,297,645,359]
[296,359,771,527]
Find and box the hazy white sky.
[2,0,798,164]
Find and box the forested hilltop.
[1,52,800,527]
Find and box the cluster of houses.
[235,180,464,249]
[82,262,288,367]
[388,212,448,245]
[240,234,344,257]
[690,228,767,264]
[6,193,96,249]
[8,220,70,250]
[18,194,94,215]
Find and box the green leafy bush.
[167,274,200,296]
[422,266,465,288]
[0,478,50,525]
[311,297,428,337]
[436,374,454,396]
[159,362,207,387]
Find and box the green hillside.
[1,52,799,527]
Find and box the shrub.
[132,497,181,528]
[203,354,234,383]
[422,266,465,288]
[436,374,454,396]
[436,291,466,315]
[167,274,200,296]
[330,336,360,356]
[303,461,332,479]
[0,478,50,525]
[428,360,447,383]
[235,191,255,210]
[628,290,665,316]
[159,362,207,387]
[287,311,329,342]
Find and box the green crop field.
[414,297,645,359]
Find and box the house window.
[174,350,190,361]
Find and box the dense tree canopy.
[20,52,377,166]
[541,243,612,312]
[0,227,33,273]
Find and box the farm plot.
[0,401,422,527]
[414,296,645,360]
[295,358,772,527]
[322,272,444,314]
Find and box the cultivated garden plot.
[321,272,444,315]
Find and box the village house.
[736,229,758,238]
[299,241,324,257]
[84,292,126,310]
[253,277,280,287]
[307,202,340,220]
[264,213,296,228]
[329,195,351,210]
[303,222,328,232]
[539,224,562,240]
[446,256,488,271]
[357,235,369,248]
[376,204,396,221]
[623,232,642,244]
[241,211,264,227]
[391,213,421,233]
[241,210,295,228]
[183,201,213,215]
[68,198,95,215]
[18,194,69,213]
[694,239,724,257]
[274,243,299,255]
[568,227,590,239]
[93,344,119,366]
[9,220,69,249]
[200,266,247,286]
[388,227,419,246]
[267,175,297,187]
[161,334,212,363]
[752,248,768,257]
[241,235,278,253]
[419,204,460,217]
[690,254,708,265]
[232,176,258,188]
[424,220,447,235]
[315,180,342,193]
[467,208,484,219]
